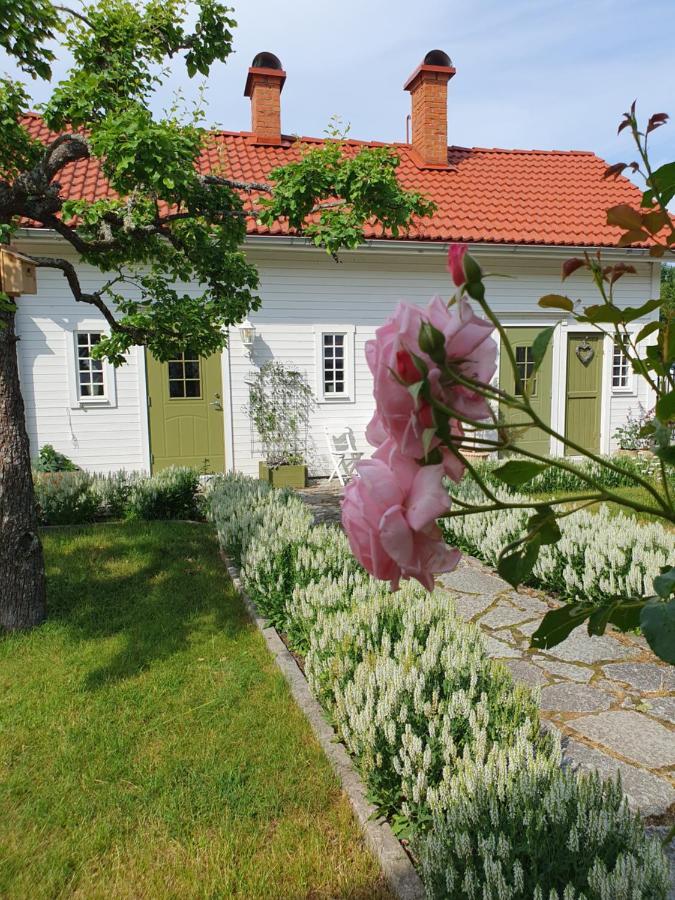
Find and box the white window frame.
[67,327,117,408]
[313,325,355,403]
[611,338,635,394]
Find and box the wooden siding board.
[13,237,656,476]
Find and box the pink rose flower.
[426,295,497,423]
[364,296,497,472]
[342,440,460,590]
[447,243,469,286]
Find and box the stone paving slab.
[483,635,521,659]
[541,683,612,713]
[504,659,549,688]
[545,626,639,664]
[508,593,551,615]
[452,594,493,621]
[644,697,675,726]
[479,606,534,629]
[516,619,542,637]
[438,566,509,597]
[568,711,675,769]
[603,662,675,693]
[564,738,675,818]
[533,656,594,683]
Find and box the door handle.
[210,392,223,411]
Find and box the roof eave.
[13,226,657,260]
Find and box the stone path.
[438,556,675,822]
[299,479,675,823]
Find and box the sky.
[3,0,674,169]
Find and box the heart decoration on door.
[576,341,595,366]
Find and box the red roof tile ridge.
[448,144,596,157]
[22,116,599,158]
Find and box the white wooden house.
[14,51,658,476]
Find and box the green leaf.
[640,598,675,664]
[606,204,644,230]
[606,599,645,632]
[492,460,549,487]
[583,305,626,325]
[530,604,592,650]
[588,604,616,636]
[527,506,561,546]
[418,320,446,364]
[582,297,661,326]
[623,297,662,321]
[653,566,675,600]
[642,161,675,209]
[635,320,660,343]
[654,446,675,465]
[538,294,574,312]
[655,390,675,424]
[531,326,556,373]
[497,541,540,589]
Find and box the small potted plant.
[246,361,314,489]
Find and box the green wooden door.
[565,333,603,454]
[499,327,553,457]
[146,350,225,473]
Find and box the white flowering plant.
[207,475,670,898]
[418,739,669,900]
[443,478,675,610]
[306,584,549,835]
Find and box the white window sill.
[611,387,637,396]
[318,395,355,405]
[73,397,114,409]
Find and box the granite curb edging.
[220,551,425,900]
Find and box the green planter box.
[259,462,307,489]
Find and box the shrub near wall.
[126,467,201,521]
[34,466,202,525]
[33,471,99,525]
[206,474,669,899]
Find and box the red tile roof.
[20,113,644,248]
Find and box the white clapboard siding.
[14,242,148,474]
[13,235,658,476]
[230,245,658,476]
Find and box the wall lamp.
[238,318,256,359]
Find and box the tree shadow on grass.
[42,521,248,690]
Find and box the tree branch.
[53,4,95,28]
[31,256,143,341]
[41,133,90,181]
[198,174,272,193]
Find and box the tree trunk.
[0,308,46,630]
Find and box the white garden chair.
[324,424,363,485]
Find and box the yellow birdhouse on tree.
[0,247,37,296]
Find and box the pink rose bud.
[395,349,422,385]
[447,243,469,287]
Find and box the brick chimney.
[404,50,455,167]
[244,52,286,144]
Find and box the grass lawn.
[533,485,672,527]
[0,522,390,899]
